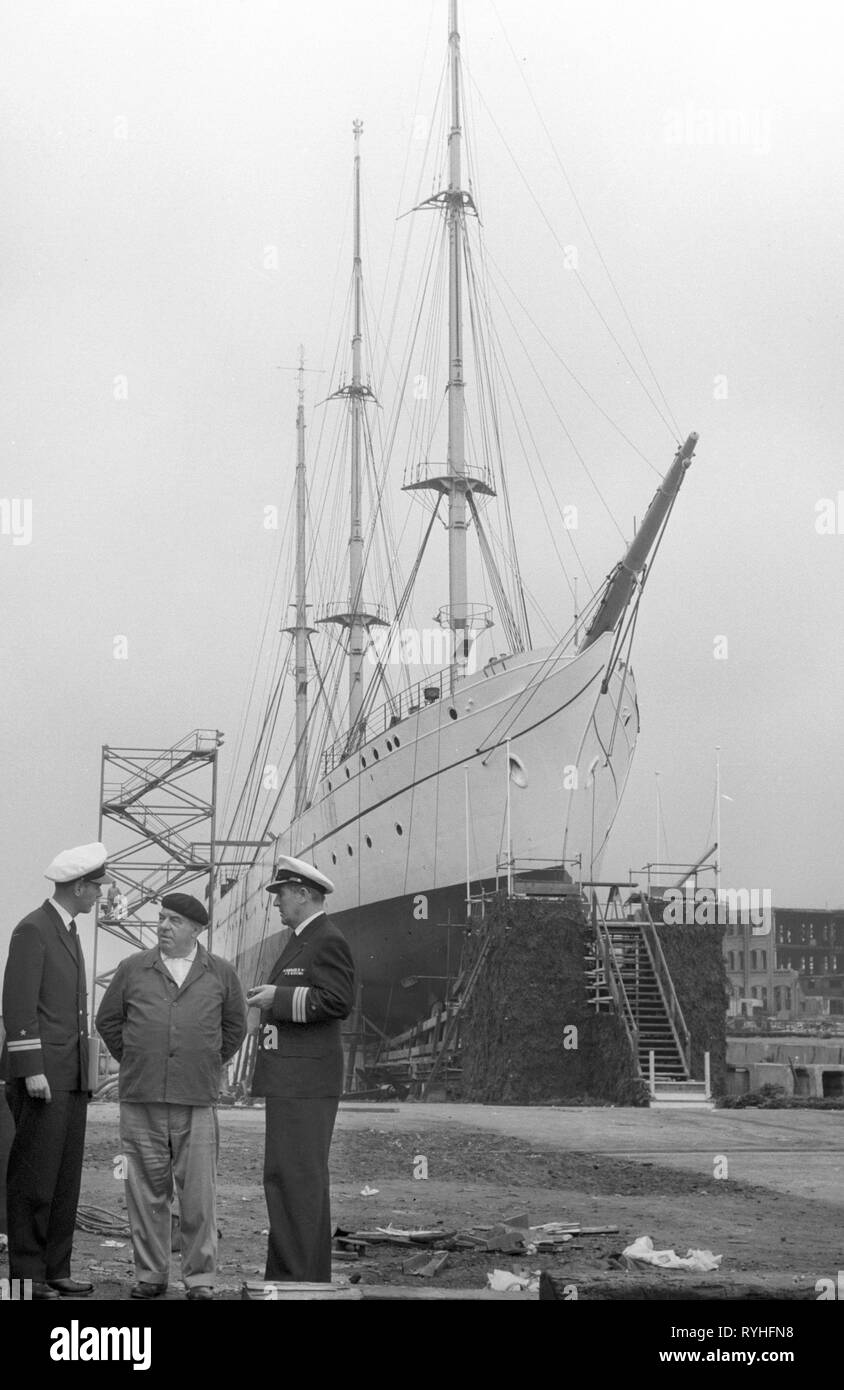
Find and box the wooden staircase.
[585,883,712,1105]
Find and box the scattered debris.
[403,1251,450,1278]
[487,1268,540,1293]
[359,1185,380,1197]
[622,1235,722,1272]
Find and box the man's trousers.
[4,1083,87,1281]
[263,1096,338,1282]
[120,1102,218,1289]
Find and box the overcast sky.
[2,0,843,975]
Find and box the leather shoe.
[186,1286,214,1300]
[130,1282,168,1299]
[48,1278,93,1296]
[31,1282,61,1301]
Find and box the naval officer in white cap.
[247,855,355,1282]
[1,841,109,1300]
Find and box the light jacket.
[96,944,246,1105]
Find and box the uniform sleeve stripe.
[292,986,310,1023]
[7,1040,42,1050]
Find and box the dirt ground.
[2,1100,841,1300]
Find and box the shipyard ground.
[4,1100,841,1300]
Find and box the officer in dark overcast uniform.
[1,841,109,1299]
[247,856,355,1283]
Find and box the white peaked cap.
[45,842,110,883]
[266,854,334,895]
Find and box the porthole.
[345,767,350,779]
[347,844,353,856]
[394,736,401,748]
[395,823,403,836]
[361,756,366,768]
[372,748,379,761]
[449,707,458,720]
[386,740,393,752]
[327,780,332,791]
[365,835,372,848]
[331,853,337,865]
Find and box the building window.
[728,951,734,972]
[738,952,744,970]
[751,986,758,998]
[760,951,767,970]
[750,951,757,971]
[760,986,768,1008]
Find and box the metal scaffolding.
[90,729,224,1031]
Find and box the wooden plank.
[539,1270,819,1302]
[241,1281,535,1302]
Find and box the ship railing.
[321,667,456,777]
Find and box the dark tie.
[69,920,77,936]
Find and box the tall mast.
[446,0,468,677]
[349,117,366,732]
[285,346,313,819]
[320,121,386,750]
[403,0,494,678]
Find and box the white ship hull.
[215,631,638,1033]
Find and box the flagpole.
[506,739,513,895]
[654,771,661,875]
[715,745,721,898]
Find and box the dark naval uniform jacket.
[1,900,89,1091]
[251,913,355,1099]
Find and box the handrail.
[637,897,691,1077]
[321,666,455,776]
[591,891,640,1069]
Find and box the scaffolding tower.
[90,729,225,1031]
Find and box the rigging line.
[318,173,355,402]
[602,589,641,760]
[467,234,531,641]
[462,61,679,442]
[489,277,626,551]
[467,493,520,652]
[484,245,662,477]
[223,657,287,846]
[478,501,561,646]
[220,478,294,833]
[489,308,593,587]
[374,0,439,335]
[480,584,608,753]
[493,357,579,607]
[489,0,682,439]
[372,216,443,481]
[358,498,443,728]
[237,659,292,839]
[400,687,425,901]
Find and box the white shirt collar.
[160,943,199,965]
[294,909,324,937]
[51,898,75,930]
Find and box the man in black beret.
[96,892,246,1300]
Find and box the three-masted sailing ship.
[214,0,698,1037]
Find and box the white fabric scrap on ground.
[622,1235,722,1272]
[487,1268,540,1292]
